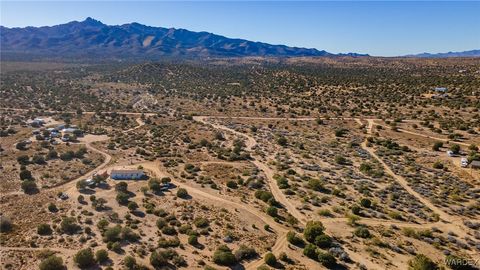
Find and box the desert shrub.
[303,243,318,259]
[450,144,461,155]
[150,251,167,268]
[148,178,162,193]
[264,253,277,266]
[277,136,287,146]
[115,181,128,192]
[213,245,236,266]
[124,256,136,269]
[177,188,189,198]
[432,161,444,169]
[234,245,257,261]
[194,217,210,228]
[37,224,52,235]
[304,221,325,243]
[156,218,167,229]
[60,217,80,234]
[318,252,336,268]
[116,192,129,205]
[360,198,372,208]
[432,142,443,151]
[21,180,37,193]
[188,235,198,246]
[351,204,361,215]
[20,169,33,180]
[408,254,438,270]
[307,178,326,192]
[335,155,346,165]
[73,248,95,268]
[121,227,140,242]
[255,190,273,202]
[127,201,138,211]
[0,216,13,232]
[104,225,121,242]
[95,249,109,263]
[276,176,289,189]
[39,255,64,270]
[354,227,371,238]
[226,179,239,189]
[286,231,304,246]
[266,206,278,217]
[97,219,109,231]
[161,226,177,235]
[48,203,57,212]
[314,234,332,248]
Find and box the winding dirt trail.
[194,116,384,270]
[140,162,290,270]
[372,120,470,147]
[362,119,472,240]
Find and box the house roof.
[111,170,144,174]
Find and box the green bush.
[127,201,138,211]
[20,169,33,180]
[234,245,257,261]
[73,248,95,268]
[286,231,304,246]
[213,245,236,266]
[124,256,136,269]
[304,221,325,243]
[354,227,371,238]
[194,217,210,228]
[39,255,64,270]
[150,251,167,268]
[318,252,336,268]
[60,217,80,234]
[303,243,317,259]
[432,161,444,169]
[116,192,129,205]
[0,216,12,232]
[360,198,372,208]
[48,203,57,212]
[314,234,332,248]
[188,235,198,245]
[177,188,189,198]
[37,224,52,235]
[264,253,276,266]
[351,204,361,215]
[408,254,438,270]
[95,249,109,263]
[254,190,273,202]
[266,206,278,217]
[21,180,37,193]
[103,225,121,242]
[432,142,443,151]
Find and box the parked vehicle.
[461,158,469,168]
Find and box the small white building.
[111,170,145,180]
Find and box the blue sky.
[1,1,479,56]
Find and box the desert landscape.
[1,55,479,270]
[1,5,480,270]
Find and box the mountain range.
[0,17,369,61]
[405,50,480,58]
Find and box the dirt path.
[362,119,472,239]
[194,116,384,270]
[373,120,470,147]
[140,162,290,270]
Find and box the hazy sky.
[1,1,479,56]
